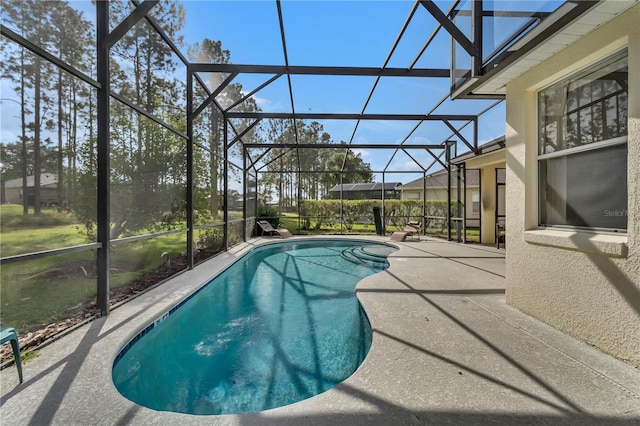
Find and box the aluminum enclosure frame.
[0,0,577,318]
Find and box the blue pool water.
[112,239,396,415]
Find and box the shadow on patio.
[1,237,638,426]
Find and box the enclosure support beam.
[479,168,483,243]
[471,0,483,77]
[192,72,238,119]
[456,163,462,243]
[256,147,296,172]
[422,171,427,236]
[402,148,426,172]
[409,1,461,69]
[223,118,229,251]
[96,0,111,317]
[426,148,447,169]
[227,112,476,121]
[462,163,467,243]
[242,146,248,242]
[444,120,475,153]
[451,0,598,98]
[188,63,450,78]
[228,119,262,149]
[445,141,454,241]
[339,173,344,234]
[1,25,100,89]
[186,71,194,269]
[244,143,444,149]
[419,0,477,57]
[473,116,479,152]
[254,168,259,230]
[381,172,386,234]
[104,1,158,49]
[225,74,283,112]
[250,147,273,169]
[110,91,187,140]
[258,169,437,174]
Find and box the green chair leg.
[1,328,23,383]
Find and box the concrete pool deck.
[1,236,639,425]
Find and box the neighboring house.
[397,169,481,227]
[397,137,506,243]
[326,182,402,200]
[2,173,58,206]
[457,2,639,366]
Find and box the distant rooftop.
[398,169,480,190]
[3,174,58,188]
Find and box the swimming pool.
[112,239,396,415]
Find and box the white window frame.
[471,191,480,214]
[537,49,628,233]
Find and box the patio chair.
[390,231,410,241]
[496,218,506,249]
[403,221,422,240]
[1,327,23,383]
[390,221,422,242]
[257,220,293,239]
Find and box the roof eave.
[451,1,637,98]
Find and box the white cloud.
[401,160,422,170]
[351,149,370,157]
[400,135,433,145]
[239,90,272,107]
[359,120,409,133]
[251,95,271,107]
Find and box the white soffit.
[474,0,638,95]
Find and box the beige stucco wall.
[505,5,640,367]
[466,150,506,244]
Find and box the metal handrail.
[0,242,102,266]
[110,228,188,246]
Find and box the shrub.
[257,203,280,228]
[299,199,340,230]
[298,199,462,232]
[342,200,378,230]
[196,227,224,252]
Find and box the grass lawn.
[1,204,88,257]
[1,232,188,333]
[1,225,88,258]
[1,204,190,333]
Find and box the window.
[538,50,627,231]
[472,191,480,213]
[406,192,421,200]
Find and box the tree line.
[0,0,374,239]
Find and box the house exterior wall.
[4,187,22,205]
[3,187,58,205]
[505,5,640,366]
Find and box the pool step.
[341,246,389,269]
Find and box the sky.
[1,0,564,185]
[178,0,515,183]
